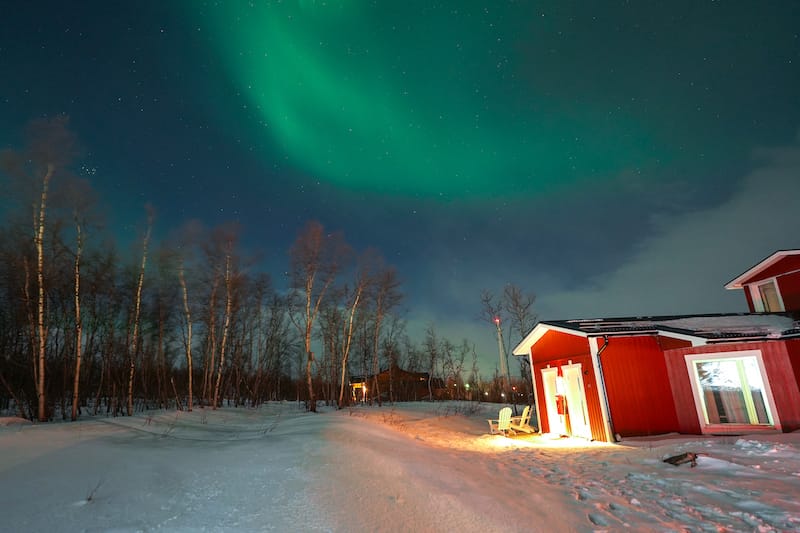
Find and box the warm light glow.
[484,434,611,451]
[493,316,500,325]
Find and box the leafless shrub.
[86,479,104,502]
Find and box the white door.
[562,363,592,440]
[541,367,566,435]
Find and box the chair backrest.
[518,405,530,424]
[498,407,513,430]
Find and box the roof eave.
[511,322,588,356]
[724,249,800,289]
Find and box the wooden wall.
[777,270,800,311]
[599,335,680,437]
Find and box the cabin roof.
[512,312,800,355]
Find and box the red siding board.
[784,340,800,431]
[777,271,800,311]
[530,330,590,364]
[579,346,607,442]
[531,361,551,434]
[789,340,800,399]
[664,348,703,434]
[600,336,679,437]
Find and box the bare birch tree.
[64,178,97,421]
[212,226,238,409]
[423,325,439,401]
[127,206,153,416]
[288,221,349,412]
[336,252,376,408]
[1,116,79,421]
[368,264,401,406]
[178,257,194,410]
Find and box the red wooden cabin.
[513,249,800,442]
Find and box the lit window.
[687,351,774,427]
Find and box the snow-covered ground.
[1,402,799,532]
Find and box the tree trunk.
[338,287,362,408]
[71,220,83,421]
[202,275,219,406]
[127,212,152,416]
[179,264,194,411]
[212,251,233,409]
[35,164,54,422]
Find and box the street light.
[493,316,511,399]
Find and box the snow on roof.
[656,314,798,339]
[513,311,800,356]
[539,313,799,342]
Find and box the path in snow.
[1,402,799,532]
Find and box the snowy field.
[1,402,799,532]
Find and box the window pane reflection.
[694,356,771,426]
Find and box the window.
[757,281,782,312]
[686,351,775,429]
[751,279,783,312]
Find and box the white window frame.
[684,349,781,434]
[748,278,784,312]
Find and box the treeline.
[0,117,515,422]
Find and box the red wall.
[665,341,800,433]
[530,329,590,363]
[599,336,680,437]
[777,271,800,311]
[786,340,800,431]
[663,347,703,434]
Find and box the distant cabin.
[350,364,445,403]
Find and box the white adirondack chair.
[487,407,514,436]
[509,405,537,434]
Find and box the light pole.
[493,316,510,396]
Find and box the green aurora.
[194,2,661,198]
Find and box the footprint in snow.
[575,487,591,501]
[587,512,609,526]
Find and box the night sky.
[2,1,800,373]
